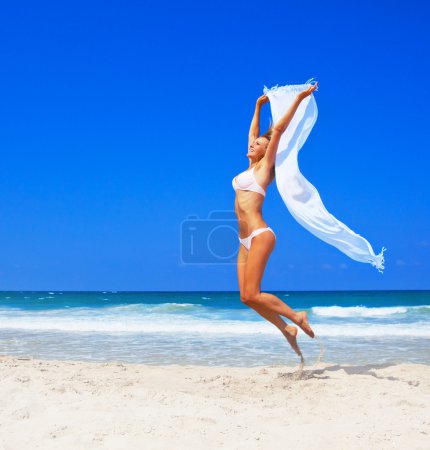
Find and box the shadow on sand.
[292,362,420,385]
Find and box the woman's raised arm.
[273,82,318,133]
[261,82,318,168]
[248,95,269,148]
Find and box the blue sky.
[1,0,429,291]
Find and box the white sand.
[1,355,429,449]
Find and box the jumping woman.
[232,82,318,356]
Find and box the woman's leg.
[237,236,302,355]
[238,245,289,330]
[243,232,315,339]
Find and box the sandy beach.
[1,355,429,449]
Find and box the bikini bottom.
[238,227,276,251]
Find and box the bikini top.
[232,166,266,197]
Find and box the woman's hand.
[297,82,318,101]
[256,94,269,106]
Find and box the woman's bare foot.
[282,325,302,356]
[296,311,315,338]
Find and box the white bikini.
[232,166,276,251]
[232,166,266,197]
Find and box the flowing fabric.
[263,80,386,273]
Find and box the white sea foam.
[109,303,202,313]
[0,315,429,337]
[311,305,412,317]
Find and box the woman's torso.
[232,162,275,238]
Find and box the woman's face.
[247,137,269,161]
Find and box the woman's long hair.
[261,119,274,142]
[259,120,276,175]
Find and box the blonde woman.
[232,82,318,355]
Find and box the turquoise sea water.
[0,291,429,367]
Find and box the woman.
[232,82,318,356]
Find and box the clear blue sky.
[1,0,429,291]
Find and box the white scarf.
[263,80,386,273]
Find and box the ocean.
[0,291,429,367]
